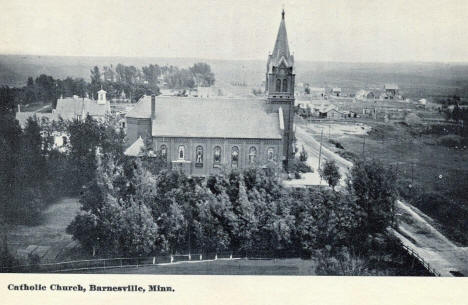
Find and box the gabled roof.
[15,112,75,128]
[384,84,399,90]
[268,10,294,69]
[126,96,282,140]
[55,97,110,117]
[124,136,145,157]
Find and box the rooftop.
[126,96,282,140]
[55,97,110,117]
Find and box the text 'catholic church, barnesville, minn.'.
[124,10,296,176]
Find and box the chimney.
[151,94,156,119]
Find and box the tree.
[299,145,308,161]
[319,160,341,190]
[90,66,102,99]
[349,160,398,234]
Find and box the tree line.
[0,62,215,113]
[65,145,399,274]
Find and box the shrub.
[299,145,308,161]
[319,160,341,190]
[292,160,312,173]
[337,150,359,163]
[437,134,463,147]
[329,139,344,149]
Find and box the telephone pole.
[362,135,366,158]
[318,127,324,170]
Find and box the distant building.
[309,87,326,98]
[197,86,213,98]
[55,91,111,121]
[384,84,399,99]
[355,90,375,100]
[331,88,342,97]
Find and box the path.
[284,125,352,188]
[394,200,468,276]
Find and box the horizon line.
[1,53,468,65]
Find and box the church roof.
[268,10,294,68]
[126,96,282,140]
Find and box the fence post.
[215,254,218,260]
[188,253,191,261]
[230,253,232,260]
[170,255,174,263]
[200,254,202,261]
[152,257,155,265]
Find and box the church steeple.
[265,9,296,170]
[269,9,293,69]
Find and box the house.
[316,105,344,119]
[125,10,296,176]
[55,90,110,121]
[309,87,326,98]
[331,88,342,97]
[384,84,399,99]
[355,90,375,100]
[15,90,111,151]
[197,86,213,98]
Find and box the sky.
[1,0,468,62]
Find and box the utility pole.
[362,135,366,158]
[318,127,324,170]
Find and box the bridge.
[392,200,468,277]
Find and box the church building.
[125,10,296,176]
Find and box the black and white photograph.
[1,0,468,290]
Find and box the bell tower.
[266,9,295,169]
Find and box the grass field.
[84,259,319,275]
[301,118,468,245]
[7,197,81,263]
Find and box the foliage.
[299,145,308,161]
[348,160,398,234]
[329,139,344,149]
[319,160,341,190]
[291,159,312,173]
[437,134,464,148]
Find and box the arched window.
[178,145,185,160]
[195,146,203,167]
[160,144,167,161]
[282,79,288,92]
[231,146,239,168]
[213,146,222,167]
[276,79,281,92]
[248,146,257,164]
[267,147,275,162]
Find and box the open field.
[81,258,318,275]
[299,118,468,245]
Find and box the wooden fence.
[1,250,294,273]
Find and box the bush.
[437,134,463,148]
[329,139,344,149]
[292,160,312,173]
[336,150,359,163]
[299,145,308,161]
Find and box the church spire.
[271,9,292,67]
